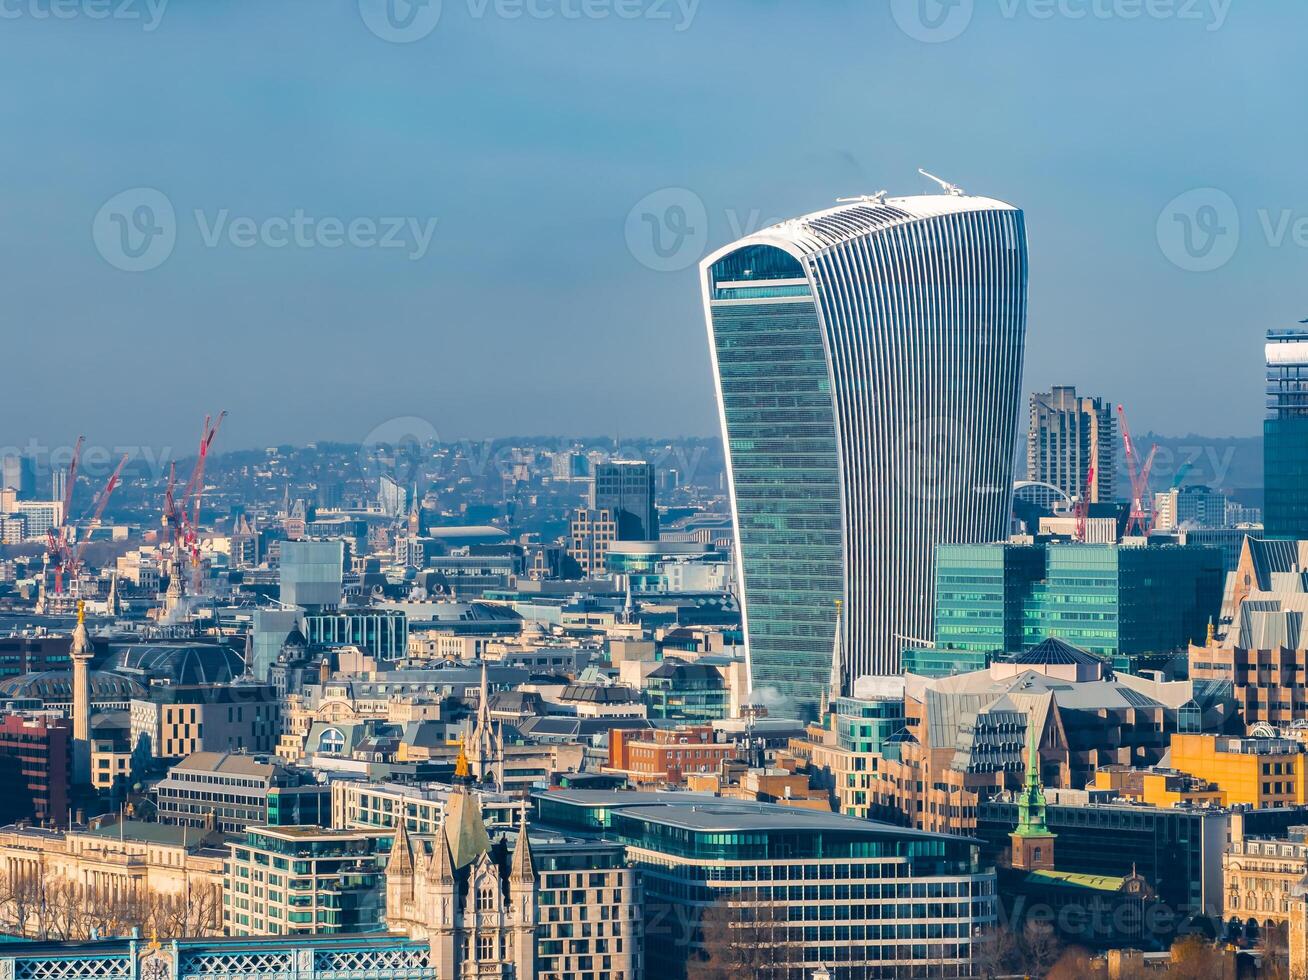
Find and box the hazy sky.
[1,0,1303,456]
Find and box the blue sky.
[1,0,1303,453]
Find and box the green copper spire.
[1013,717,1050,838]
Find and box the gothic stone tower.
[385,757,536,977]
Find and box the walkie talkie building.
[701,190,1029,718]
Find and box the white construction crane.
[918,168,966,197]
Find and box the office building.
[567,506,617,577]
[1190,594,1308,728]
[1224,811,1308,927]
[702,190,1028,716]
[225,826,388,936]
[1266,328,1308,538]
[539,789,996,979]
[155,751,330,832]
[977,790,1229,919]
[1026,386,1115,504]
[0,819,227,937]
[1154,484,1230,531]
[280,539,344,608]
[861,639,1215,834]
[591,459,658,540]
[931,540,1223,672]
[129,683,280,760]
[0,454,34,498]
[1168,733,1307,807]
[0,712,71,827]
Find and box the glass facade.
[834,696,906,754]
[932,542,1223,669]
[536,792,993,979]
[1265,330,1308,539]
[706,244,844,720]
[704,198,1029,718]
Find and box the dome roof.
[109,643,244,685]
[0,669,147,702]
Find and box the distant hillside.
[1117,433,1262,503]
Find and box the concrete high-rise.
[701,187,1029,717]
[1026,386,1115,504]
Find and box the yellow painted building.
[1168,734,1307,807]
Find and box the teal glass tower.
[701,188,1029,717]
[1265,328,1308,539]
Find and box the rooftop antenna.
[918,168,966,197]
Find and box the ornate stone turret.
[467,662,502,785]
[1010,716,1056,871]
[70,601,94,786]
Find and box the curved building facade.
[700,192,1028,717]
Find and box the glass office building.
[1265,329,1308,539]
[931,542,1223,671]
[538,789,995,979]
[701,191,1029,716]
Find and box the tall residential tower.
[701,187,1028,717]
[1026,386,1115,504]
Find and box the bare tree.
[1020,919,1065,978]
[972,924,1023,979]
[0,871,223,941]
[1164,935,1228,980]
[689,890,802,980]
[1046,947,1105,980]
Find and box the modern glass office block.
[1265,330,1308,539]
[702,194,1029,716]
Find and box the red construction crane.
[161,412,227,595]
[46,435,84,595]
[1074,464,1095,542]
[1118,404,1159,537]
[62,453,129,588]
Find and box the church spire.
[1014,718,1050,838]
[821,598,843,720]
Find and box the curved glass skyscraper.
[701,192,1029,718]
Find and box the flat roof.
[539,790,971,842]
